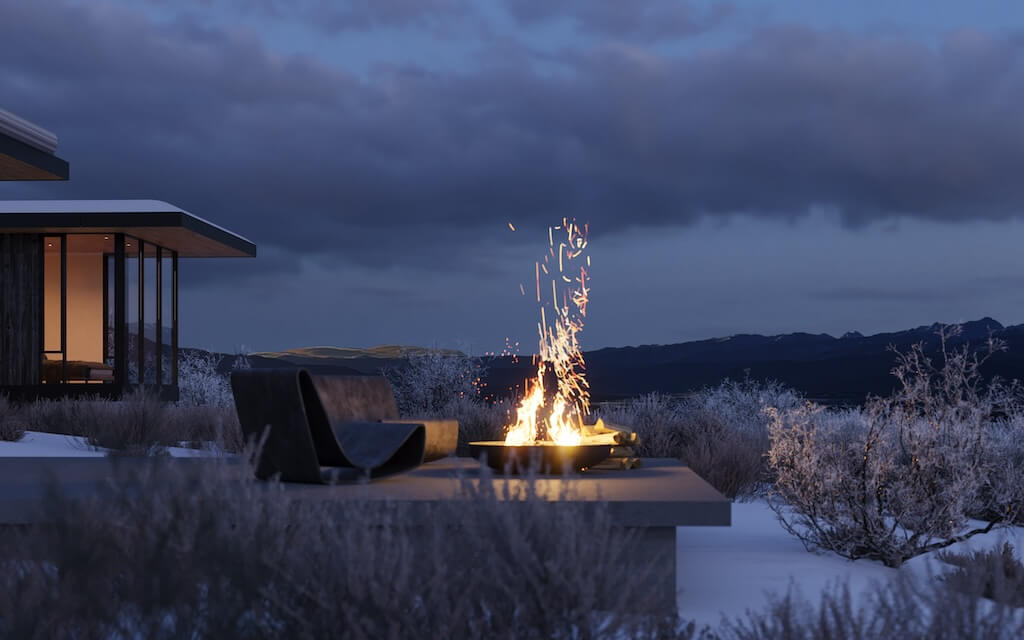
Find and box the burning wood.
[504,220,592,447]
[493,222,640,473]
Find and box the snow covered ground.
[0,430,222,458]
[677,499,1024,628]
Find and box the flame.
[504,219,590,446]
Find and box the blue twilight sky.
[3,0,1024,354]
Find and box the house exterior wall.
[0,233,42,385]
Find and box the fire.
[504,219,590,446]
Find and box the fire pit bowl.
[468,441,612,474]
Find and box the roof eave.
[0,133,69,181]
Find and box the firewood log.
[583,418,640,445]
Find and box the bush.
[383,351,509,454]
[176,351,245,409]
[442,394,512,455]
[19,393,244,455]
[0,459,681,639]
[597,379,802,498]
[81,388,176,455]
[724,573,1024,640]
[940,543,1024,608]
[383,350,486,416]
[0,393,26,442]
[767,326,1024,567]
[983,414,1024,526]
[18,397,78,438]
[169,405,243,453]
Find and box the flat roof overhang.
[0,132,69,180]
[0,200,256,257]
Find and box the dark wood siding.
[0,234,42,385]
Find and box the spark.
[504,217,592,446]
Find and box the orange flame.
[505,219,590,446]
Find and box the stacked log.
[583,419,641,470]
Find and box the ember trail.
[504,219,591,446]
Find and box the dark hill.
[482,317,1017,405]
[188,317,1024,406]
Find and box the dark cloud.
[809,286,949,302]
[503,0,735,41]
[812,272,1024,303]
[4,2,1024,289]
[148,0,477,35]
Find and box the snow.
[0,431,105,457]
[677,499,1024,628]
[0,431,224,458]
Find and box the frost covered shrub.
[383,351,510,452]
[983,413,1024,525]
[19,393,242,454]
[170,405,244,452]
[176,351,247,408]
[598,392,687,457]
[0,393,25,442]
[768,326,1024,567]
[383,350,485,416]
[81,388,175,455]
[19,397,79,437]
[598,380,802,498]
[725,573,1024,640]
[0,459,678,639]
[940,543,1024,608]
[26,390,179,455]
[444,394,512,454]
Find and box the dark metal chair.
[230,369,428,483]
[309,374,458,463]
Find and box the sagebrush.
[940,542,1024,608]
[18,390,242,454]
[597,379,801,498]
[0,459,681,639]
[0,393,26,442]
[767,326,1024,566]
[383,350,486,415]
[176,350,249,408]
[384,351,509,453]
[724,572,1024,640]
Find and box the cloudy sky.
[3,0,1024,354]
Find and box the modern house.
[0,107,69,181]
[0,200,256,400]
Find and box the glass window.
[42,236,63,383]
[42,234,115,384]
[125,236,140,384]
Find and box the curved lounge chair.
[230,369,426,483]
[309,374,458,463]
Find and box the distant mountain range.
[484,317,1024,404]
[204,318,1024,405]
